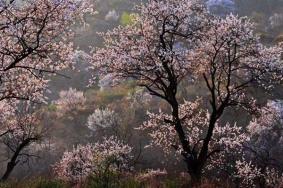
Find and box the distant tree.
[87,108,117,130]
[90,0,283,184]
[86,107,135,140]
[54,88,86,115]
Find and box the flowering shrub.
[234,160,262,187]
[54,136,133,184]
[97,74,119,90]
[105,10,120,21]
[269,13,283,29]
[53,144,95,183]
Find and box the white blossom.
[87,108,117,131]
[105,10,119,21]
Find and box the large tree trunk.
[190,171,202,186]
[1,161,16,181]
[169,93,205,185]
[186,159,203,186]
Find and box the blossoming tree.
[87,108,117,132]
[0,0,94,104]
[0,0,95,181]
[90,0,283,183]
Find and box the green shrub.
[47,104,57,112]
[86,171,120,188]
[120,12,136,26]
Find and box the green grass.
[85,171,144,188]
[0,178,67,188]
[0,176,232,188]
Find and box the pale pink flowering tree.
[90,0,209,182]
[90,0,209,92]
[0,101,15,133]
[0,0,95,104]
[128,88,153,106]
[54,88,86,114]
[0,0,95,179]
[54,136,133,184]
[90,0,282,183]
[182,14,282,182]
[269,13,283,29]
[0,103,45,181]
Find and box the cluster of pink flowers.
[53,143,95,183]
[234,160,263,187]
[234,160,283,187]
[137,99,208,155]
[0,101,41,142]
